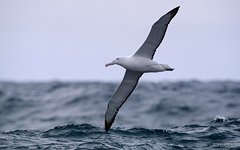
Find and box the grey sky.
[0,0,240,81]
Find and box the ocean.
[0,81,240,149]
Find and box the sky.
[0,0,240,81]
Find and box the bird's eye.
[116,58,119,60]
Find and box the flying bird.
[105,6,180,132]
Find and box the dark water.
[0,81,240,149]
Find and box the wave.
[1,117,240,149]
[43,124,102,138]
[1,81,240,149]
[5,117,238,138]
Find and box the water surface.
[0,81,240,149]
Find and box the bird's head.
[105,57,125,67]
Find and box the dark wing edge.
[134,6,180,59]
[105,70,143,132]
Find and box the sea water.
[0,81,240,149]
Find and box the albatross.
[105,6,180,132]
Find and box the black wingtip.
[105,120,111,132]
[154,6,180,26]
[168,6,180,16]
[175,6,180,11]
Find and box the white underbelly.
[122,57,162,72]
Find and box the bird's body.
[108,56,173,73]
[104,6,180,132]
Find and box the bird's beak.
[105,61,115,67]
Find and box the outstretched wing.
[105,70,143,132]
[134,6,180,59]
